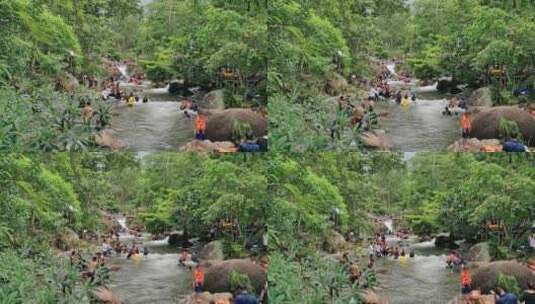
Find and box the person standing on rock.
[193,264,205,292]
[460,112,472,139]
[195,113,207,140]
[460,264,472,298]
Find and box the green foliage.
[406,0,535,94]
[138,0,267,98]
[0,87,109,152]
[269,252,361,303]
[496,272,521,295]
[404,153,535,249]
[229,270,254,293]
[497,117,521,139]
[0,249,95,304]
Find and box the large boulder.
[466,242,491,263]
[93,287,122,304]
[448,138,502,152]
[359,130,393,150]
[361,290,388,304]
[325,73,348,96]
[93,287,121,304]
[199,89,225,110]
[168,231,192,247]
[205,109,267,142]
[448,295,495,304]
[203,259,266,295]
[199,240,224,261]
[55,228,80,250]
[182,292,233,304]
[168,80,193,96]
[434,233,458,249]
[437,78,460,94]
[95,129,125,150]
[180,140,237,153]
[466,87,493,108]
[323,230,350,254]
[470,106,535,145]
[471,260,535,293]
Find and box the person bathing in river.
[127,92,136,106]
[181,99,198,118]
[395,91,402,104]
[179,250,190,267]
[193,264,205,292]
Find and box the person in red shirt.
[193,264,205,292]
[195,114,207,140]
[460,112,472,139]
[460,264,472,297]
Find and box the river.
[373,221,459,304]
[375,63,460,151]
[107,65,196,152]
[108,216,193,304]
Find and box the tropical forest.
[268,153,535,303]
[0,0,268,153]
[1,1,534,304]
[269,0,535,152]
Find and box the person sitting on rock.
[193,264,205,292]
[234,285,259,304]
[492,287,518,304]
[502,137,527,152]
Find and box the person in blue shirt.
[492,287,518,304]
[234,285,259,304]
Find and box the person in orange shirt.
[195,114,207,140]
[461,112,472,139]
[193,264,205,292]
[460,264,472,297]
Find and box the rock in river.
[202,259,266,294]
[205,109,267,142]
[471,260,535,293]
[470,106,535,145]
[199,240,224,261]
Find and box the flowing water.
[108,216,192,304]
[375,236,459,304]
[375,63,461,152]
[110,101,194,151]
[107,65,196,151]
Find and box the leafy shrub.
[229,270,254,293]
[496,272,521,295]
